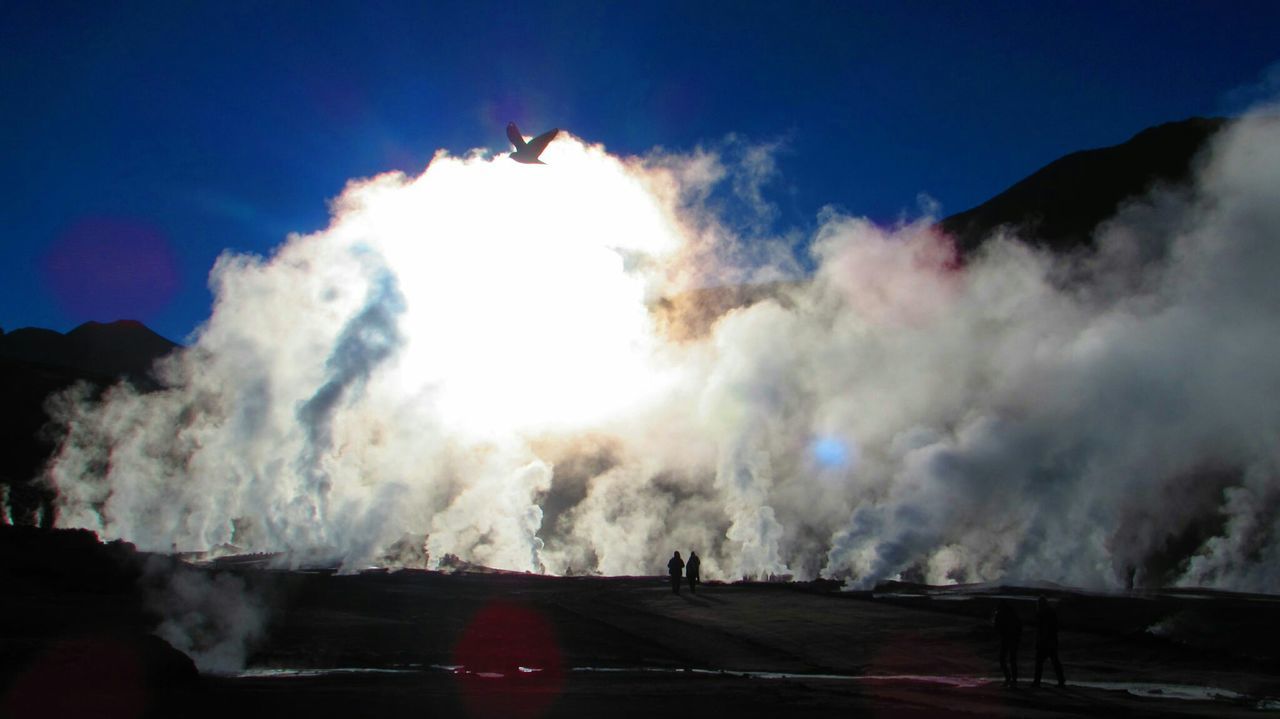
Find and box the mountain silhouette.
[0,319,178,383]
[939,117,1227,255]
[0,321,179,523]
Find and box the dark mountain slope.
[1,321,179,524]
[940,117,1227,255]
[0,320,178,382]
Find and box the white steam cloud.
[45,113,1280,593]
[145,557,266,674]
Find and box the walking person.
[1032,596,1066,688]
[686,551,701,594]
[992,600,1021,687]
[667,551,684,594]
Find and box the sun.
[326,134,687,439]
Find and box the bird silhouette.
[507,122,559,164]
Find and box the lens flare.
[452,600,564,719]
[811,436,853,469]
[42,216,180,325]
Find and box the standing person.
[992,600,1021,687]
[1032,596,1066,688]
[686,551,701,594]
[667,551,684,594]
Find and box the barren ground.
[4,532,1280,718]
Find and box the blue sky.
[4,1,1278,342]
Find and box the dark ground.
[3,527,1279,718]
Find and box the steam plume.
[45,113,1280,594]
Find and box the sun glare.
[330,135,684,439]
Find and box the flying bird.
[507,122,559,164]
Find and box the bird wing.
[506,122,528,151]
[524,128,560,158]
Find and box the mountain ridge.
[939,116,1227,255]
[0,319,178,382]
[0,320,180,523]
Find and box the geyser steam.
[46,114,1280,593]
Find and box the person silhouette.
[1032,596,1066,688]
[686,551,701,594]
[667,551,684,594]
[992,600,1022,687]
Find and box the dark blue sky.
[4,1,1278,342]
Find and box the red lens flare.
[42,216,180,325]
[2,636,147,719]
[450,600,565,719]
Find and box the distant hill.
[939,117,1228,255]
[0,319,178,383]
[1,320,179,524]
